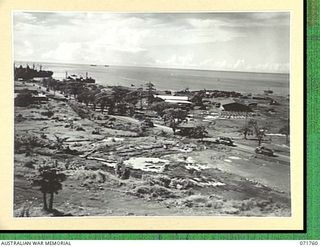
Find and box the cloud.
[246,62,290,73]
[233,59,246,70]
[13,12,290,73]
[156,53,195,67]
[42,42,82,62]
[198,58,289,73]
[14,40,34,60]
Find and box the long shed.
[222,102,252,112]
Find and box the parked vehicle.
[214,137,234,146]
[255,146,274,156]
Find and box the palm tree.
[249,120,266,146]
[31,162,67,211]
[241,119,256,140]
[54,134,69,150]
[95,91,115,114]
[145,82,156,106]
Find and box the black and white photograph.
[13,11,291,218]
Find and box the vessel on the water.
[14,64,53,80]
[64,72,95,83]
[264,89,273,95]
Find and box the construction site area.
[14,77,290,217]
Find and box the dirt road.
[236,143,290,164]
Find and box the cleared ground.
[14,81,290,217]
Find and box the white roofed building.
[155,95,191,104]
[155,95,189,101]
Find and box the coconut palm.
[31,162,67,211]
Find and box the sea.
[15,61,290,96]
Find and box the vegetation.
[163,108,188,134]
[14,134,47,153]
[190,90,205,106]
[163,108,188,124]
[31,161,67,211]
[15,91,34,107]
[279,122,290,144]
[14,75,290,217]
[240,119,255,140]
[249,120,267,146]
[115,162,131,180]
[145,82,156,105]
[189,126,208,140]
[54,134,69,150]
[240,119,268,146]
[150,102,172,116]
[40,110,54,118]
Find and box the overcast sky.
[13,12,290,73]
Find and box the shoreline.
[15,60,290,75]
[14,61,290,96]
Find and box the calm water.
[16,62,290,95]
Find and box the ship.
[264,89,273,95]
[14,64,53,80]
[64,72,95,83]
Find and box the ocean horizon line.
[14,60,290,76]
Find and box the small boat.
[104,65,109,67]
[90,64,97,67]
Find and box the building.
[155,95,189,101]
[154,95,193,108]
[219,100,252,118]
[222,102,252,112]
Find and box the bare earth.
[14,81,291,217]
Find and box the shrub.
[92,128,101,135]
[24,161,35,169]
[69,102,91,119]
[15,114,25,122]
[40,111,54,118]
[75,126,85,131]
[14,135,46,150]
[15,93,34,107]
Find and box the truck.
[255,146,274,156]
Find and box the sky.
[13,12,290,73]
